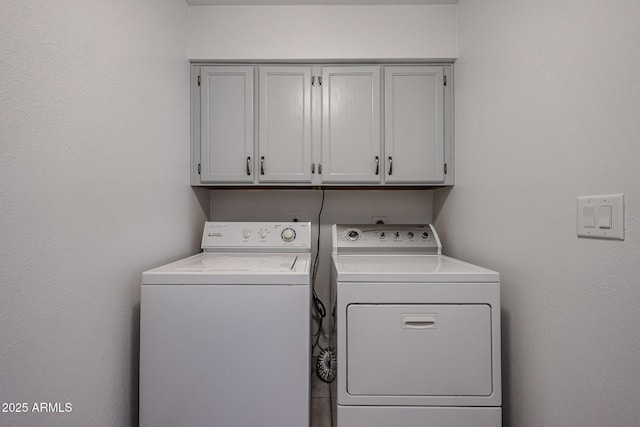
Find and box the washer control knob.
[259,228,269,239]
[243,229,252,239]
[393,232,400,239]
[347,230,360,241]
[281,228,296,242]
[407,232,414,239]
[422,232,429,239]
[379,232,386,239]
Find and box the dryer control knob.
[347,230,360,241]
[281,228,296,242]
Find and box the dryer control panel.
[202,222,311,252]
[332,224,441,254]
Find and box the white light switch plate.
[577,194,624,240]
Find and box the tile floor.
[310,358,336,427]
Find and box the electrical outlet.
[372,216,388,224]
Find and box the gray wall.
[0,1,206,425]
[4,1,640,426]
[187,4,457,60]
[435,1,640,426]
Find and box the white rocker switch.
[583,205,595,228]
[598,205,612,229]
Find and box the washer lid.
[177,253,299,271]
[333,254,499,283]
[142,252,311,285]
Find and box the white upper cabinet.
[199,66,254,183]
[258,67,313,183]
[384,66,445,184]
[320,66,381,184]
[192,63,452,187]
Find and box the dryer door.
[346,304,493,397]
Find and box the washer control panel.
[202,222,311,251]
[333,224,441,254]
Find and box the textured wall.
[435,1,640,426]
[188,4,457,60]
[0,1,205,426]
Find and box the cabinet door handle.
[375,156,379,175]
[388,156,393,176]
[260,156,265,175]
[246,157,251,175]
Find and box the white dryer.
[331,224,501,427]
[140,222,311,427]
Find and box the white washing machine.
[331,224,501,427]
[140,222,311,427]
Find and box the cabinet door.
[321,67,381,183]
[384,66,445,183]
[258,67,312,183]
[200,66,254,183]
